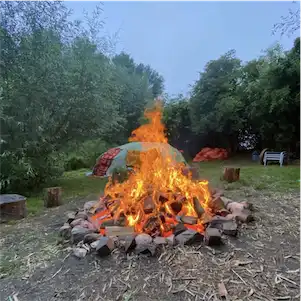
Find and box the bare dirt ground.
[1,188,300,301]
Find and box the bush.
[65,156,87,171]
[0,151,64,194]
[63,139,114,171]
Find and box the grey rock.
[175,229,203,245]
[124,235,137,253]
[173,223,187,236]
[73,247,87,258]
[75,211,88,220]
[95,237,115,256]
[166,234,176,246]
[59,223,71,239]
[66,212,76,224]
[90,240,100,249]
[135,233,152,245]
[153,236,167,245]
[70,218,84,228]
[84,200,97,212]
[134,244,157,256]
[71,226,94,244]
[204,227,222,246]
[83,233,102,244]
[222,220,238,236]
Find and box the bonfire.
[60,100,254,257]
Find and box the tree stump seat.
[44,187,62,208]
[0,194,27,221]
[222,167,240,183]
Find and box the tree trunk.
[222,167,240,183]
[44,187,62,208]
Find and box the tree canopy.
[1,1,299,193]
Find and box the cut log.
[44,187,62,208]
[222,167,240,183]
[193,197,205,217]
[105,226,135,237]
[0,194,27,221]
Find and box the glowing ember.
[92,100,213,236]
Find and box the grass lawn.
[25,160,300,216]
[26,169,107,216]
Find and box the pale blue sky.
[65,1,300,96]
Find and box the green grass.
[195,160,300,191]
[25,161,300,216]
[26,169,107,216]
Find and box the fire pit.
[59,101,255,258]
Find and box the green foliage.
[64,139,112,171]
[0,1,164,192]
[188,41,300,154]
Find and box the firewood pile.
[59,188,255,259]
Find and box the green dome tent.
[90,142,187,177]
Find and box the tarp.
[193,147,228,162]
[91,142,187,177]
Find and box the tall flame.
[129,101,168,143]
[94,100,212,235]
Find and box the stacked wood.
[222,167,240,183]
[44,187,62,208]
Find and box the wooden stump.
[222,167,240,183]
[44,187,62,208]
[0,194,27,221]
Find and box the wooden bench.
[263,151,287,167]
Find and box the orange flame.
[95,99,212,235]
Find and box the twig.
[51,266,63,279]
[277,274,298,286]
[231,269,247,285]
[172,277,197,281]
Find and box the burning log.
[143,216,161,235]
[209,195,225,213]
[222,167,240,183]
[59,102,257,259]
[44,187,62,208]
[180,216,198,225]
[181,166,200,180]
[105,226,135,237]
[143,196,155,214]
[173,223,187,236]
[193,197,205,218]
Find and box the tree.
[0,1,164,192]
[189,50,244,152]
[273,2,300,36]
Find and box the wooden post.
[222,167,240,183]
[44,187,62,208]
